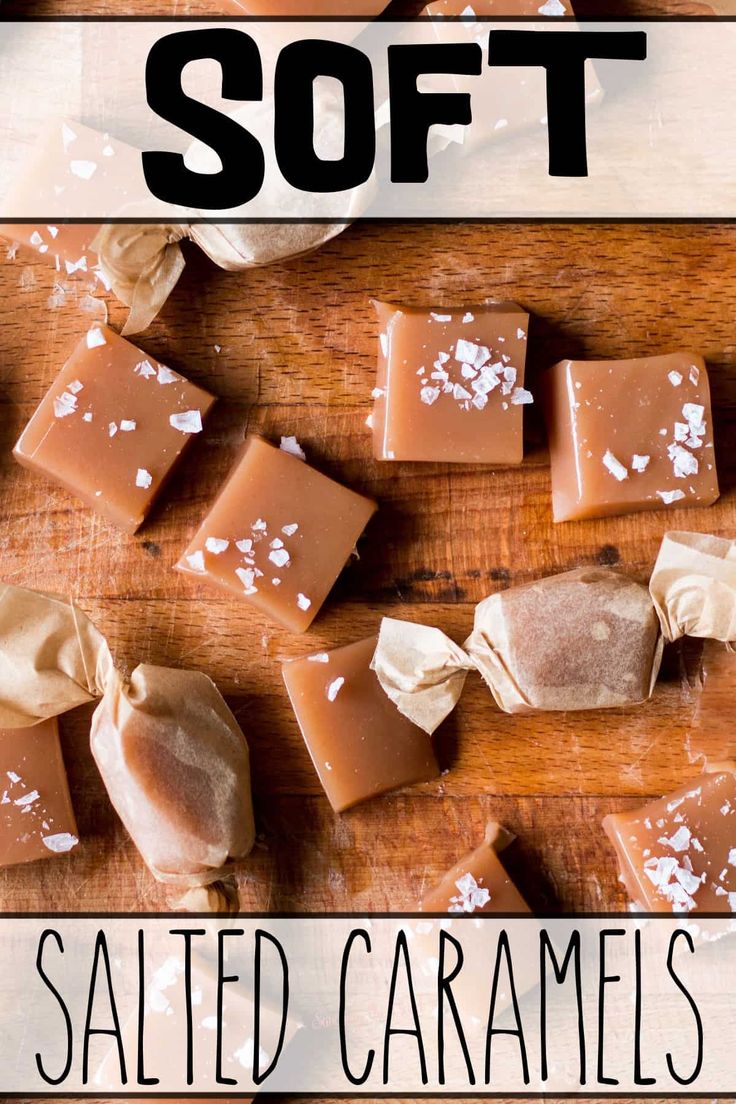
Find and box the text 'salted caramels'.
[544,352,719,522]
[14,325,215,533]
[372,300,531,463]
[177,436,377,633]
[421,822,530,913]
[0,718,78,868]
[282,636,439,811]
[603,768,736,912]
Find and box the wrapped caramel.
[0,582,255,909]
[96,87,377,335]
[649,530,736,644]
[371,567,663,734]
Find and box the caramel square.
[283,636,439,811]
[604,770,736,913]
[372,300,531,463]
[14,325,215,533]
[176,436,377,633]
[544,352,720,522]
[0,718,79,868]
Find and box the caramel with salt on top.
[14,324,216,533]
[282,636,439,812]
[0,718,78,868]
[177,435,376,633]
[421,822,530,913]
[603,767,736,913]
[0,118,141,279]
[372,300,531,463]
[544,352,719,522]
[422,0,602,157]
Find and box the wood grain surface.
[1,2,734,1103]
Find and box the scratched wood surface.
[1,1,735,1103]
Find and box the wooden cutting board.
[1,3,734,1104]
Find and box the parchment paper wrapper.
[95,86,377,335]
[372,568,663,734]
[650,531,736,644]
[0,582,255,909]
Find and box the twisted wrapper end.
[93,223,188,336]
[168,876,241,914]
[0,582,113,728]
[650,531,736,644]
[370,617,474,735]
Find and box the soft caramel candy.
[220,0,387,10]
[282,636,439,811]
[544,352,720,522]
[0,118,139,278]
[177,436,376,633]
[0,719,78,868]
[421,822,530,913]
[372,300,531,463]
[603,769,736,913]
[14,325,215,533]
[422,0,602,157]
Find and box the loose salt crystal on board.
[214,344,222,354]
[632,454,650,472]
[297,593,311,611]
[65,256,88,275]
[365,413,374,428]
[70,159,97,180]
[603,450,628,481]
[157,365,178,385]
[205,537,229,554]
[30,230,43,247]
[136,468,153,489]
[308,653,329,663]
[135,359,156,379]
[280,435,306,460]
[269,548,290,568]
[42,833,79,853]
[511,387,534,405]
[120,420,136,432]
[327,676,345,702]
[657,489,686,504]
[87,327,106,349]
[169,410,202,433]
[668,371,683,387]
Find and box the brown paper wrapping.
[650,530,736,643]
[0,583,255,909]
[95,87,376,335]
[372,568,663,734]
